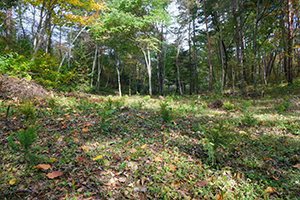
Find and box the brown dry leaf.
[35,164,51,170]
[169,164,176,171]
[82,127,89,133]
[76,157,84,162]
[270,176,278,181]
[214,193,226,200]
[155,156,163,162]
[9,178,17,185]
[81,145,89,151]
[174,158,179,162]
[250,135,260,140]
[141,176,146,185]
[197,180,209,187]
[131,148,137,153]
[126,141,130,145]
[292,164,300,169]
[235,147,241,151]
[264,187,275,196]
[46,171,63,179]
[140,144,147,149]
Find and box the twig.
[0,189,37,198]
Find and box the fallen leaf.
[9,178,16,185]
[214,193,226,200]
[292,164,300,169]
[126,156,130,161]
[35,164,51,170]
[126,141,130,145]
[82,127,89,133]
[239,131,246,134]
[235,147,241,151]
[174,158,179,162]
[76,157,84,162]
[264,187,275,196]
[270,176,278,181]
[131,148,137,153]
[93,155,103,161]
[264,158,275,162]
[155,156,163,162]
[250,135,260,140]
[140,144,147,149]
[197,180,209,187]
[81,145,89,151]
[169,164,176,171]
[46,171,63,179]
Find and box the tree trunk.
[96,48,102,88]
[142,47,152,96]
[116,66,122,97]
[253,0,260,92]
[5,8,12,50]
[203,0,213,92]
[192,18,197,94]
[91,44,98,87]
[287,0,293,84]
[176,45,183,96]
[233,1,243,95]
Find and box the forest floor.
[1,77,300,199]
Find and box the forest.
[0,0,300,199]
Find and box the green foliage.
[241,101,252,109]
[47,98,58,108]
[222,101,236,111]
[241,110,257,126]
[200,121,235,165]
[8,124,44,165]
[143,95,151,101]
[274,99,290,114]
[0,52,32,80]
[159,101,172,123]
[19,101,35,120]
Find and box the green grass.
[0,94,300,199]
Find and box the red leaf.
[76,157,84,163]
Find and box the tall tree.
[203,0,213,92]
